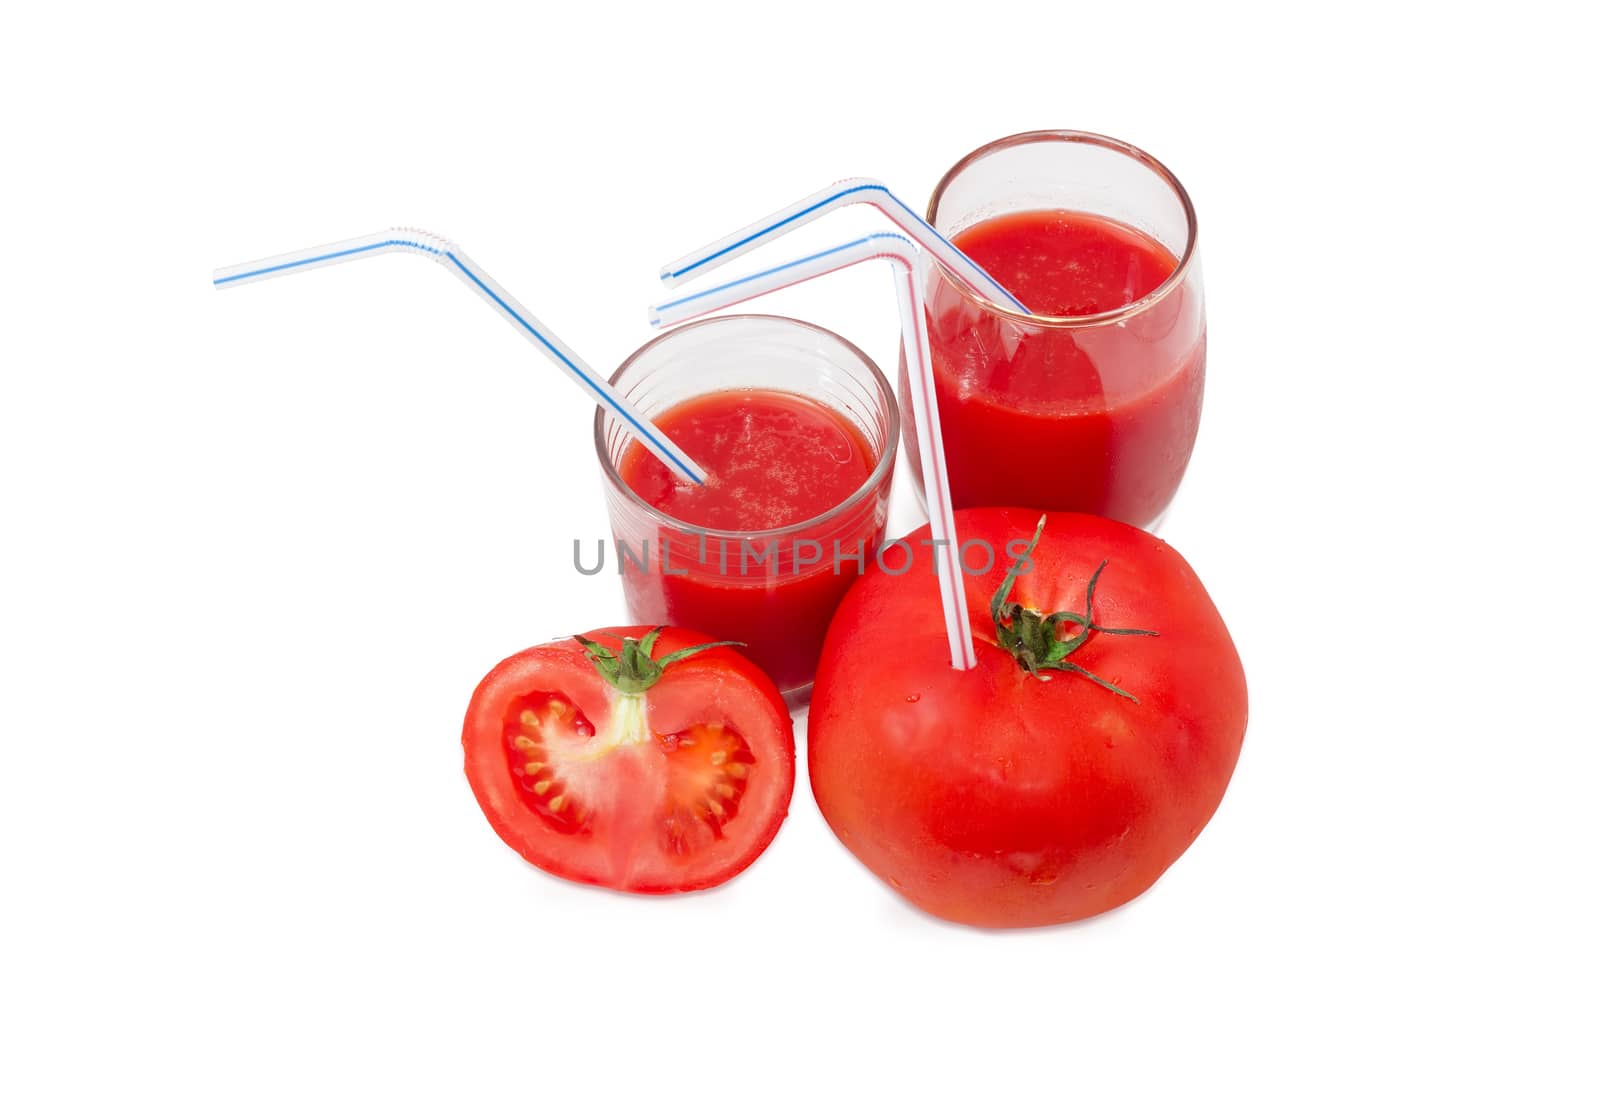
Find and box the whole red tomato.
[809,508,1246,927]
[463,626,795,893]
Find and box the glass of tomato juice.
[594,315,898,703]
[904,130,1206,529]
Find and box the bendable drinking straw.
[649,232,978,672]
[213,228,708,484]
[658,178,1032,315]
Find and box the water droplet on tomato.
[905,693,921,703]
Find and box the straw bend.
[658,177,1029,314]
[212,228,708,484]
[212,228,456,287]
[649,233,979,672]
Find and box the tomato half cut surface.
[462,627,795,894]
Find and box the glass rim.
[927,129,1199,329]
[592,313,900,544]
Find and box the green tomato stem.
[574,628,744,696]
[990,516,1158,702]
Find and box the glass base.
[908,478,1173,536]
[781,681,813,711]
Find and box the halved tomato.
[462,627,795,893]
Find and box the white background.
[2,2,1596,1101]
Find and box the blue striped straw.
[659,177,1031,315]
[650,232,979,673]
[213,228,708,484]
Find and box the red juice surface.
[621,390,874,530]
[616,388,887,693]
[913,209,1205,525]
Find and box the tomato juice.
[613,388,891,696]
[908,208,1205,527]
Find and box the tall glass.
[595,315,898,702]
[903,130,1206,529]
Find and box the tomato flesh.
[504,693,596,833]
[463,627,794,894]
[654,722,755,855]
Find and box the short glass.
[903,130,1206,530]
[595,315,898,702]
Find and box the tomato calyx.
[573,627,744,696]
[990,516,1159,701]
